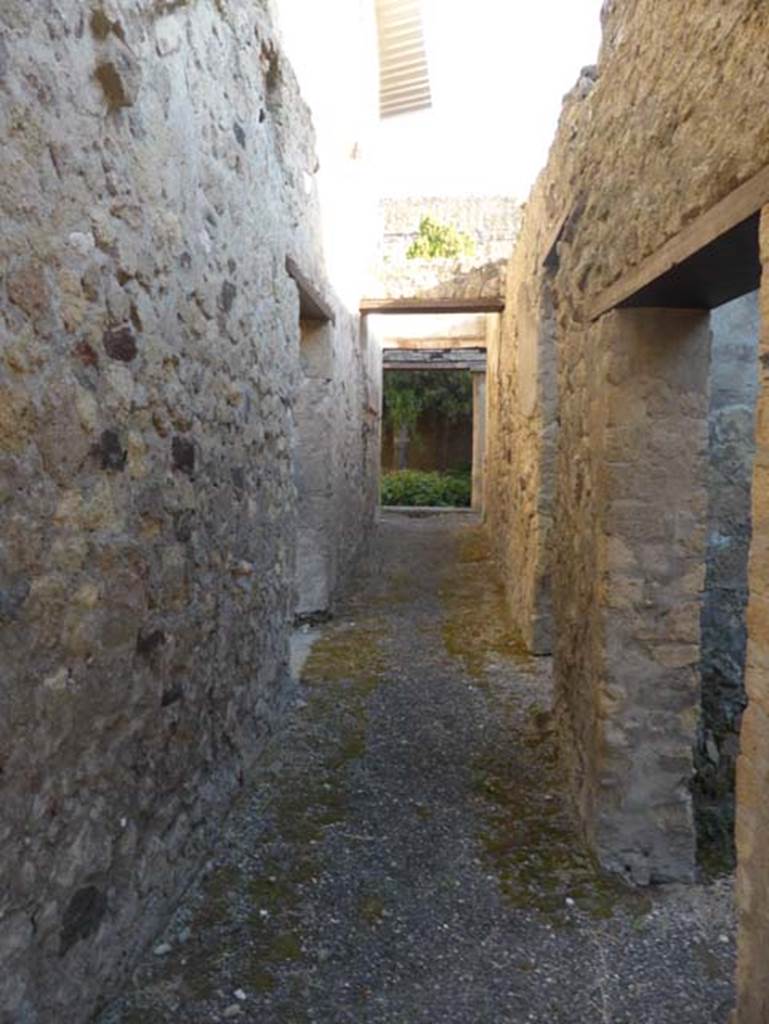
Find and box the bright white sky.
[372,0,604,200]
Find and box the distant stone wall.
[696,292,758,865]
[380,195,522,265]
[369,258,506,303]
[0,1,377,1020]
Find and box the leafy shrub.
[381,469,471,508]
[406,216,476,260]
[383,369,472,438]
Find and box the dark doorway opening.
[696,290,759,872]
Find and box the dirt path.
[99,512,735,1024]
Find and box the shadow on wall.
[695,290,759,872]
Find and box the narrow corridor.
[100,514,734,1024]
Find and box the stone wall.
[485,0,769,894]
[696,292,758,866]
[485,224,557,655]
[368,257,507,304]
[534,2,769,312]
[0,1,378,1020]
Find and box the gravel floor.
[98,511,735,1024]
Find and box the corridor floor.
[100,512,735,1024]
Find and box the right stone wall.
[484,0,769,981]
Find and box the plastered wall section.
[295,316,381,617]
[592,310,710,883]
[277,0,382,620]
[0,1,378,1020]
[547,307,708,887]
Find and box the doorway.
[370,311,493,513]
[696,290,759,870]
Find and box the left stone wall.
[0,2,377,1020]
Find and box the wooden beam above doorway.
[360,297,505,315]
[588,164,769,320]
[382,347,486,372]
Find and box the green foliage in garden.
[406,216,476,260]
[381,469,472,508]
[383,370,472,438]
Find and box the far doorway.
[372,310,492,513]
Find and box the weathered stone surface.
[60,886,109,956]
[370,257,507,305]
[0,1,380,1021]
[485,0,769,899]
[98,428,127,472]
[7,260,49,319]
[485,252,556,655]
[593,310,710,884]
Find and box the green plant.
[380,469,471,508]
[382,370,472,439]
[406,216,476,260]
[383,383,423,439]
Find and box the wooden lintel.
[383,361,486,372]
[382,349,487,372]
[588,164,769,320]
[383,337,487,349]
[360,297,505,315]
[285,256,336,324]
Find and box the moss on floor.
[182,614,393,1000]
[441,527,533,681]
[167,614,393,1005]
[442,524,651,923]
[359,893,386,925]
[302,617,387,691]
